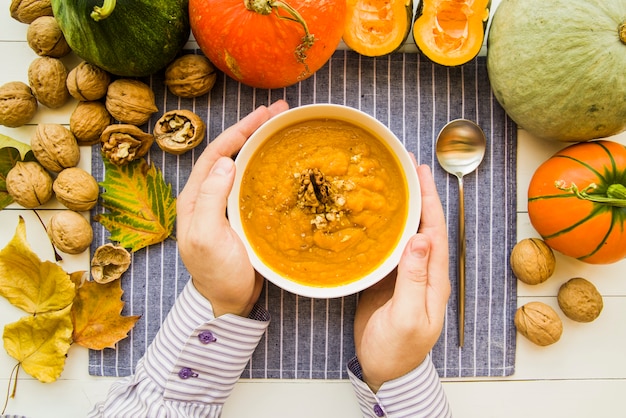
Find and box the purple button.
[178,367,198,379]
[373,404,385,417]
[198,330,217,344]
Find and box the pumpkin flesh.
[189,0,346,89]
[528,140,626,264]
[413,0,490,66]
[343,0,413,57]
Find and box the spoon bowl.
[436,119,487,348]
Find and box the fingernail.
[211,157,234,176]
[410,236,428,258]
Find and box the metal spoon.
[435,119,487,348]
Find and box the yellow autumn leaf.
[3,305,73,383]
[71,279,140,350]
[0,216,75,314]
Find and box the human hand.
[176,100,289,318]
[353,163,451,392]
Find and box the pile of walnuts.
[510,238,604,347]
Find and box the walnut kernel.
[66,62,111,102]
[557,277,603,323]
[154,109,206,155]
[515,301,563,346]
[510,238,556,285]
[70,101,112,145]
[105,79,158,125]
[26,15,71,58]
[100,124,154,165]
[28,56,70,108]
[10,0,53,24]
[31,123,80,172]
[91,243,131,284]
[0,81,38,127]
[47,210,93,254]
[53,167,100,211]
[6,161,53,208]
[164,54,217,98]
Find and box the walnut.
[0,81,38,127]
[70,101,112,145]
[557,277,603,323]
[164,54,217,98]
[10,0,52,24]
[28,56,70,109]
[510,238,556,285]
[26,16,71,58]
[154,109,206,155]
[53,167,100,211]
[66,62,111,102]
[100,124,154,165]
[31,123,80,172]
[515,301,563,346]
[296,168,348,229]
[91,243,131,284]
[47,210,93,255]
[105,79,158,125]
[6,161,53,208]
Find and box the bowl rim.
[227,103,421,299]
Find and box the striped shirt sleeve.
[89,280,270,418]
[347,355,452,418]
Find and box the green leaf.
[95,157,176,252]
[0,137,36,210]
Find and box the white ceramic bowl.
[227,104,421,299]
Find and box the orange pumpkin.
[189,0,346,89]
[413,0,490,66]
[528,140,626,264]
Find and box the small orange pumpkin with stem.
[189,0,346,89]
[528,140,626,264]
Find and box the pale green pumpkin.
[487,0,626,142]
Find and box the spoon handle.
[457,175,466,348]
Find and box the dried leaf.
[3,305,73,383]
[95,157,176,252]
[0,135,36,210]
[0,216,75,314]
[71,279,140,350]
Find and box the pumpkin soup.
[239,118,408,287]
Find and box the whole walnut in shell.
[510,238,556,285]
[164,54,217,98]
[154,109,206,155]
[6,161,53,208]
[105,79,158,125]
[515,301,563,346]
[91,243,131,284]
[66,61,111,102]
[47,210,93,254]
[557,277,603,323]
[31,123,80,172]
[10,0,53,24]
[53,167,100,211]
[100,124,154,165]
[26,15,71,58]
[70,101,112,145]
[28,56,70,109]
[0,81,38,127]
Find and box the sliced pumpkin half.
[343,0,413,57]
[413,0,490,66]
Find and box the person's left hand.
[176,100,289,318]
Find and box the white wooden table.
[2,2,626,416]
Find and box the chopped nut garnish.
[297,168,349,229]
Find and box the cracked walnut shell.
[6,161,53,208]
[70,101,112,145]
[53,167,100,211]
[557,277,603,323]
[91,243,131,284]
[154,109,206,155]
[164,54,217,98]
[27,15,71,58]
[0,81,38,127]
[31,123,80,172]
[66,61,111,102]
[515,301,563,346]
[28,56,70,109]
[47,210,93,254]
[101,124,154,165]
[105,79,158,125]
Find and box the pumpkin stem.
[555,181,626,208]
[91,0,117,21]
[244,0,316,74]
[620,22,626,45]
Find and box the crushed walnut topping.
[296,168,351,229]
